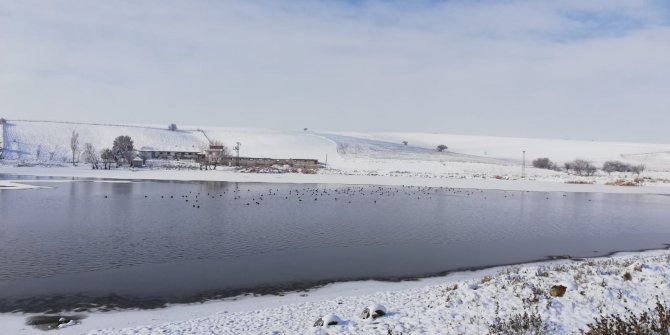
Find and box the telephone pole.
[522,150,526,178]
[234,142,241,166]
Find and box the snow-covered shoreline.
[2,249,669,334]
[2,166,670,195]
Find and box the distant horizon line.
[2,117,668,146]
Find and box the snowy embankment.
[4,250,668,334]
[82,250,670,334]
[2,120,670,190]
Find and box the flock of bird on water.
[102,184,574,210]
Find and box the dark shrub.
[532,158,557,170]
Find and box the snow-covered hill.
[2,120,669,178]
[334,131,670,170]
[2,120,208,162]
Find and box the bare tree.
[567,159,597,176]
[35,145,42,161]
[112,135,134,166]
[602,161,632,175]
[0,118,5,159]
[48,145,58,161]
[585,163,597,176]
[199,140,230,170]
[168,123,178,131]
[100,148,114,169]
[70,130,80,166]
[82,143,100,169]
[436,144,448,152]
[532,157,557,170]
[563,162,572,173]
[630,164,646,176]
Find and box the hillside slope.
[2,120,207,162]
[2,120,669,177]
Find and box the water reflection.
[0,177,669,312]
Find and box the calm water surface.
[1,175,669,312]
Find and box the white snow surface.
[3,250,669,335]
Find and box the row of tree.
[601,161,646,175]
[69,131,135,169]
[532,157,645,176]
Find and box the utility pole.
[325,154,328,169]
[234,142,241,166]
[522,150,526,178]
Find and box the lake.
[1,175,669,313]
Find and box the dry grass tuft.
[489,312,548,335]
[565,180,595,184]
[582,300,670,335]
[605,179,641,186]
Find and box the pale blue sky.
[1,0,669,142]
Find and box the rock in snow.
[360,303,387,319]
[313,314,342,327]
[550,285,567,297]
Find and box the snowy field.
[2,119,670,191]
[1,249,669,334]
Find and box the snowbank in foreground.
[45,250,666,334]
[1,250,668,334]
